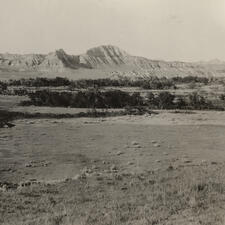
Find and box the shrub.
[156,92,175,109]
[220,94,225,101]
[0,81,7,94]
[186,92,208,110]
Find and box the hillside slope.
[1,45,225,79]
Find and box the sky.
[1,0,225,61]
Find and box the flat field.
[1,112,225,224]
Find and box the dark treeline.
[21,89,223,110]
[70,77,176,89]
[171,76,210,84]
[6,77,176,89]
[7,77,71,87]
[6,76,215,88]
[22,89,144,108]
[146,91,220,110]
[5,76,214,87]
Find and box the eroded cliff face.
[1,45,225,77]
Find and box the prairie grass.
[1,164,225,225]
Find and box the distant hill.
[1,45,225,79]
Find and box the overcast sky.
[1,0,225,61]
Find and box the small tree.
[156,91,175,109]
[146,92,157,108]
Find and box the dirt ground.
[1,111,225,224]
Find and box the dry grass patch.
[1,164,225,225]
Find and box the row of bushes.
[22,90,144,108]
[171,76,210,84]
[3,76,225,96]
[6,77,176,90]
[6,76,216,88]
[21,89,223,110]
[7,77,71,87]
[69,77,176,90]
[147,92,219,110]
